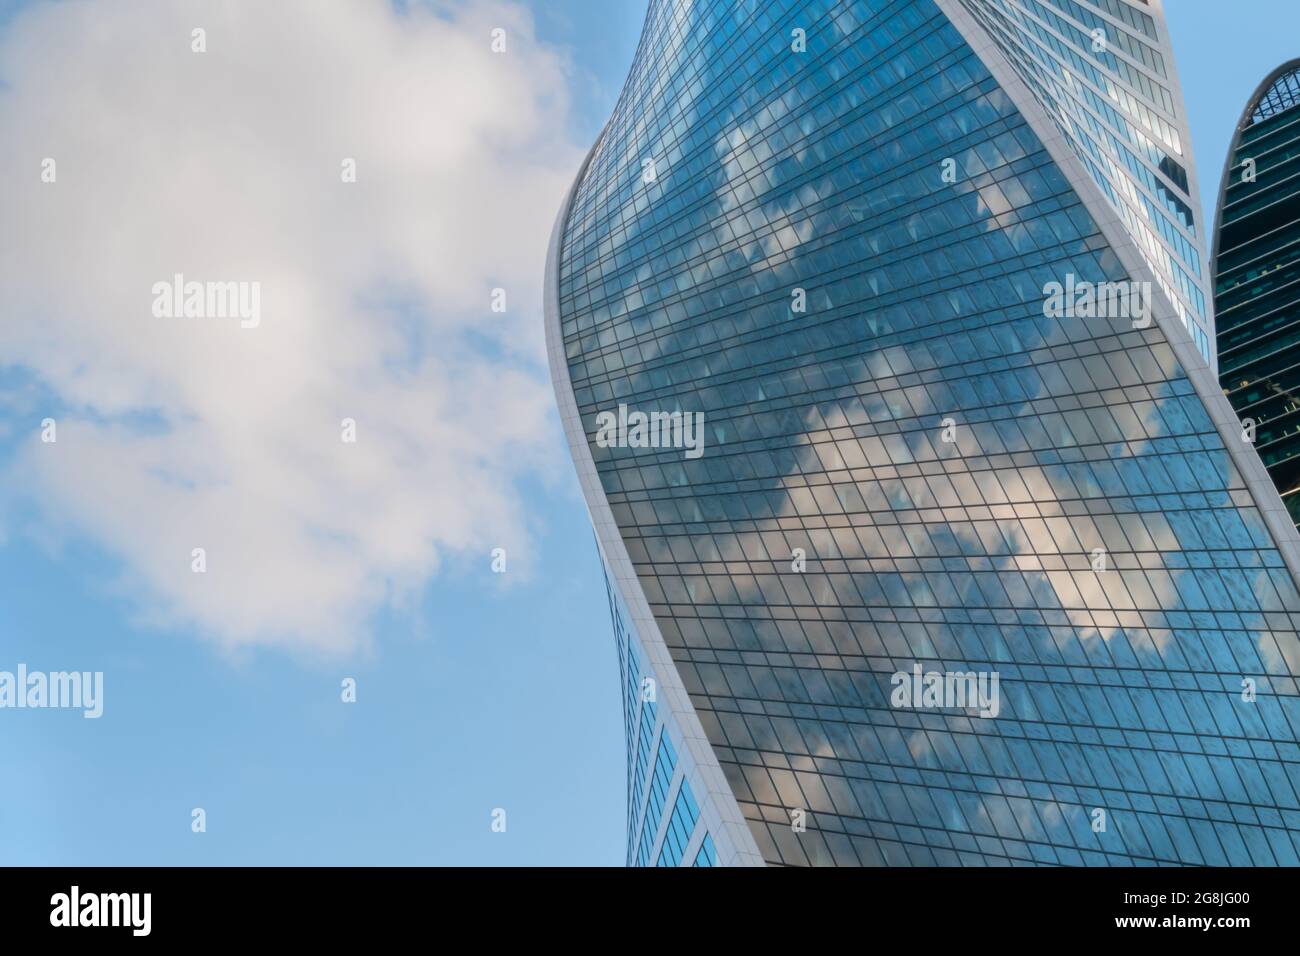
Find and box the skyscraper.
[1213,59,1300,529]
[547,0,1300,866]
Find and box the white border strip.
[937,0,1300,588]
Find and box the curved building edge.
[544,133,766,867]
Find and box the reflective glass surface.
[556,0,1300,865]
[1214,63,1300,530]
[603,552,716,865]
[956,0,1212,362]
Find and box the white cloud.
[0,0,584,653]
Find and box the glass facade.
[550,0,1300,865]
[1213,60,1300,529]
[954,0,1213,366]
[603,550,719,866]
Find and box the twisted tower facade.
[547,0,1300,866]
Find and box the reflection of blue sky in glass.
[555,0,1300,866]
[0,0,1298,865]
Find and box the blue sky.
[0,0,1295,866]
[0,0,643,867]
[1165,0,1300,229]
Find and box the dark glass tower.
[548,0,1300,865]
[1213,60,1300,529]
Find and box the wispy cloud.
[0,0,583,653]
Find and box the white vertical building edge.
[936,0,1300,588]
